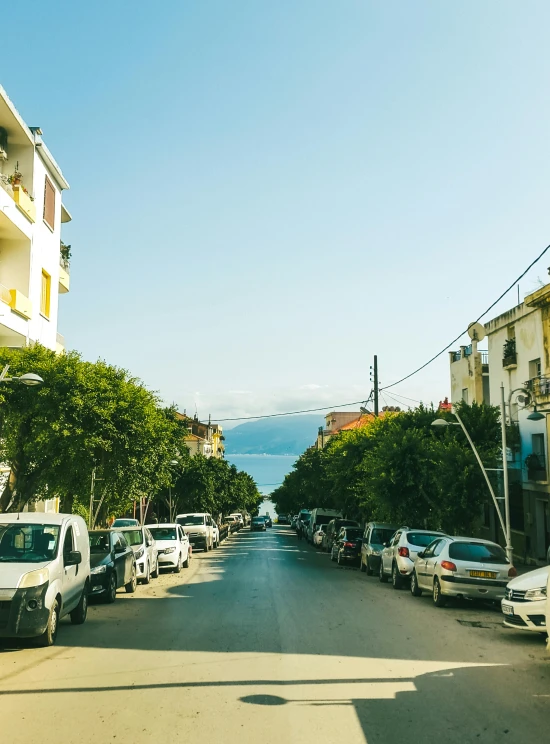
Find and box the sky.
[4,0,550,425]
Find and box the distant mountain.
[224,414,324,455]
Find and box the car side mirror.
[114,544,126,554]
[417,551,425,559]
[383,542,389,548]
[65,550,82,566]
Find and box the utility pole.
[500,383,514,565]
[373,355,379,417]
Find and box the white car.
[119,526,160,584]
[176,513,214,552]
[112,518,139,528]
[146,524,190,572]
[502,565,549,634]
[313,527,325,547]
[380,527,446,588]
[230,513,244,528]
[211,521,220,548]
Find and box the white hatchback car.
[119,526,160,584]
[146,524,190,572]
[501,565,549,634]
[380,527,446,589]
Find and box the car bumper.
[440,575,508,600]
[362,551,382,568]
[157,551,179,567]
[341,550,361,561]
[136,561,148,578]
[502,598,547,632]
[0,583,51,638]
[396,557,416,576]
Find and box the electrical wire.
[380,241,550,391]
[384,391,413,409]
[212,399,369,422]
[385,391,423,404]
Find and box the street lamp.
[432,411,513,564]
[168,459,179,522]
[0,364,44,387]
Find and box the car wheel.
[410,570,422,597]
[433,578,447,607]
[151,557,160,579]
[379,559,389,583]
[36,599,59,647]
[182,549,190,568]
[106,573,117,603]
[142,562,151,585]
[366,557,374,576]
[392,562,405,590]
[125,565,137,593]
[173,553,182,573]
[70,584,88,625]
[360,556,366,573]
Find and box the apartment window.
[529,358,542,380]
[461,388,469,404]
[507,325,515,340]
[41,270,51,318]
[43,176,55,229]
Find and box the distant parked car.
[211,520,220,548]
[112,518,139,528]
[176,512,215,552]
[296,510,311,539]
[360,522,398,575]
[230,513,245,528]
[147,524,190,572]
[322,519,360,553]
[277,514,290,525]
[501,565,549,634]
[291,515,299,529]
[411,536,515,606]
[225,516,240,533]
[89,530,137,603]
[251,516,267,532]
[307,508,343,544]
[380,528,446,588]
[119,526,159,584]
[264,515,273,528]
[313,526,326,547]
[331,526,363,566]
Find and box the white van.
[307,508,343,544]
[176,513,215,551]
[0,512,90,646]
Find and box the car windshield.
[177,515,204,526]
[0,523,61,563]
[407,532,442,547]
[345,529,363,540]
[121,529,144,546]
[371,528,396,544]
[252,518,264,524]
[112,519,137,527]
[89,532,111,553]
[149,527,177,541]
[449,542,508,564]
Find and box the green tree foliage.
[273,402,501,536]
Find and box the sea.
[225,453,297,518]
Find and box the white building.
[0,85,71,354]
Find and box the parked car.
[313,525,326,547]
[277,514,290,525]
[379,527,446,588]
[225,516,240,533]
[264,515,273,528]
[89,530,137,603]
[0,513,90,646]
[211,520,220,548]
[112,518,139,528]
[501,565,549,634]
[251,516,267,532]
[119,526,159,584]
[307,508,343,543]
[360,522,398,575]
[322,518,360,553]
[411,536,515,606]
[296,510,311,538]
[291,515,299,529]
[230,513,245,528]
[331,527,363,566]
[176,512,215,552]
[146,524,190,572]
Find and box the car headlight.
[164,546,176,554]
[371,549,381,556]
[19,568,49,589]
[134,548,144,560]
[524,586,547,601]
[91,565,107,575]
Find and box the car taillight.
[344,542,356,548]
[508,566,518,578]
[398,547,409,558]
[441,560,457,572]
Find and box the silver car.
[119,526,160,584]
[411,536,514,606]
[379,527,446,589]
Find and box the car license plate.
[501,602,514,616]
[469,570,497,579]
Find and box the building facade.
[177,414,224,459]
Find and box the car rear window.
[371,528,395,544]
[407,532,442,547]
[345,529,363,540]
[449,542,508,564]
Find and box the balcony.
[59,257,70,293]
[56,332,65,355]
[503,338,517,369]
[526,453,547,482]
[12,185,35,223]
[526,375,550,403]
[0,283,31,320]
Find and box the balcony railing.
[525,376,550,397]
[56,332,65,347]
[59,256,70,272]
[503,351,517,368]
[481,351,489,364]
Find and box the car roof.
[118,525,145,531]
[368,522,397,529]
[446,536,502,547]
[0,512,73,525]
[176,512,208,517]
[402,528,444,534]
[145,523,179,528]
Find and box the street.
[1,526,548,744]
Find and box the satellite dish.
[467,322,486,342]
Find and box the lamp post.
[168,459,179,522]
[432,412,512,562]
[0,364,44,387]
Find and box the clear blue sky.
[4,1,550,422]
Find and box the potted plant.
[60,242,72,264]
[503,337,516,365]
[7,162,23,187]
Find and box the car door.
[178,526,188,560]
[112,533,128,587]
[384,531,401,573]
[363,526,371,562]
[424,539,446,586]
[415,540,437,589]
[61,523,79,610]
[119,532,134,583]
[145,528,156,568]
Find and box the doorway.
[535,499,549,560]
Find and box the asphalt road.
[0,526,548,743]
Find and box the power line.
[383,390,422,404]
[381,241,550,391]
[213,399,368,422]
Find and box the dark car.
[322,518,360,553]
[360,522,398,575]
[331,527,364,566]
[251,517,267,532]
[277,514,290,525]
[89,530,137,603]
[264,515,273,528]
